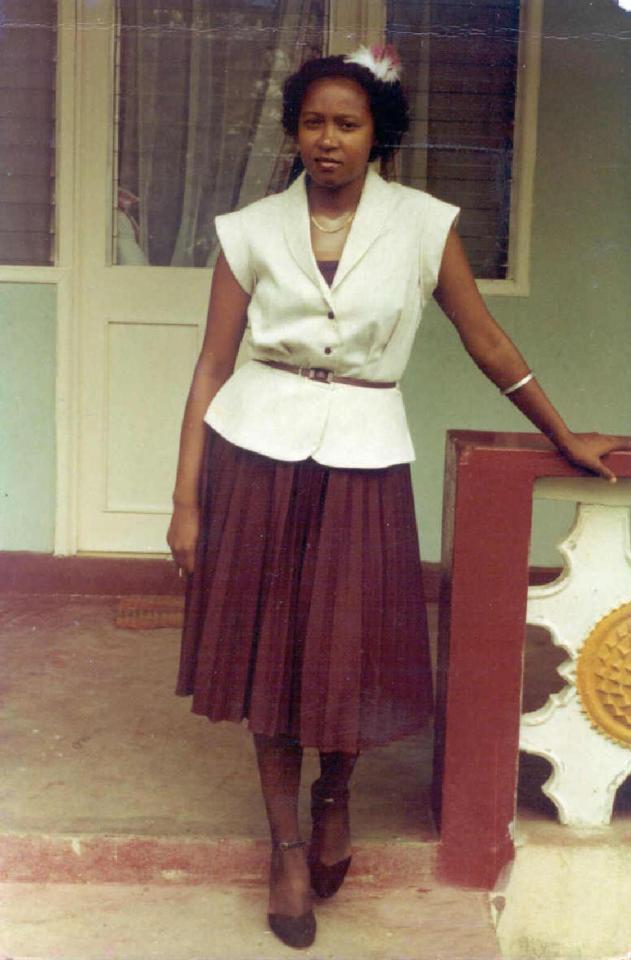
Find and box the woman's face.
[297,76,375,192]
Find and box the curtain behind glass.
[116,0,324,267]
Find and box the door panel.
[105,321,199,514]
[74,0,338,552]
[76,1,209,552]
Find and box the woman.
[168,47,626,950]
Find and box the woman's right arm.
[167,251,250,574]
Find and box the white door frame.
[50,0,540,554]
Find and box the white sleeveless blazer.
[205,167,459,469]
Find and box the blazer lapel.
[281,172,334,307]
[331,167,395,290]
[280,166,395,300]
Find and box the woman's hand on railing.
[555,433,631,483]
[167,503,200,576]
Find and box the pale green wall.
[0,284,56,551]
[403,0,631,565]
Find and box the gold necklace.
[310,211,355,234]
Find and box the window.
[0,0,56,266]
[111,0,533,285]
[388,0,520,280]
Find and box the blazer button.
[324,346,332,355]
[327,310,335,320]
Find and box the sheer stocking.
[253,733,311,918]
[312,751,359,865]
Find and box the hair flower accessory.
[344,44,402,83]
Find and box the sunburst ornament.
[519,482,631,827]
[576,603,631,747]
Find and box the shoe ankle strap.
[311,783,350,803]
[274,838,306,850]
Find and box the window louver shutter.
[0,0,56,266]
[388,0,520,280]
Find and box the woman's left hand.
[555,433,631,483]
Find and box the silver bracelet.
[501,371,534,397]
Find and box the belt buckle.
[303,367,333,384]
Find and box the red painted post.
[432,431,631,889]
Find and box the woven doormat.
[115,595,184,630]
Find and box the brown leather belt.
[258,359,396,389]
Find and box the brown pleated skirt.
[175,427,433,753]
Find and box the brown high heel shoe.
[308,784,352,899]
[267,839,316,950]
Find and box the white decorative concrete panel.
[520,483,631,827]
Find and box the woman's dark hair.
[282,55,409,163]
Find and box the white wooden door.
[72,0,382,554]
[75,2,210,553]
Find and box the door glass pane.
[113,0,325,267]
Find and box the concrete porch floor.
[1,594,631,960]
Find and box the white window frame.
[329,0,543,297]
[0,0,76,282]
